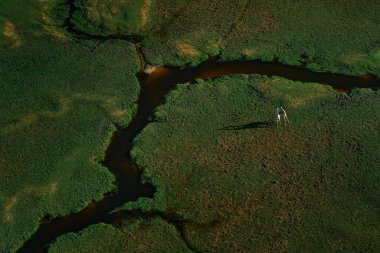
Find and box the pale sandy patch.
[258,79,335,107]
[3,22,16,37]
[241,49,256,57]
[112,109,127,118]
[102,97,118,112]
[43,25,67,41]
[144,65,157,74]
[139,0,152,29]
[39,182,58,195]
[110,6,119,15]
[176,43,199,57]
[3,197,17,222]
[41,3,67,40]
[3,21,21,48]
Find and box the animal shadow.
[221,121,273,131]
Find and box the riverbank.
[2,1,380,252]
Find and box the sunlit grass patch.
[176,43,199,58]
[71,0,148,36]
[2,21,21,47]
[256,77,335,107]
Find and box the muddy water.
[17,56,380,253]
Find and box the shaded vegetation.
[130,75,380,252]
[48,217,192,253]
[0,1,140,251]
[69,0,380,75]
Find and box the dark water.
[17,56,380,253]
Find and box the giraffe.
[276,107,289,126]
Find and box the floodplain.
[0,0,380,252]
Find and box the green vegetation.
[144,0,380,74]
[71,0,150,36]
[2,1,380,252]
[129,75,380,252]
[0,1,140,251]
[48,218,192,253]
[70,0,380,75]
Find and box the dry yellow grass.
[3,21,21,48]
[241,49,256,57]
[139,0,152,29]
[176,43,199,57]
[40,3,67,40]
[257,79,335,107]
[3,197,17,222]
[0,93,128,134]
[2,182,58,222]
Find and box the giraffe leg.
[284,115,289,124]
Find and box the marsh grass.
[129,75,380,252]
[71,0,147,36]
[48,218,192,253]
[0,2,141,251]
[68,0,380,75]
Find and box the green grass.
[68,0,380,75]
[71,0,148,36]
[129,75,380,252]
[144,0,380,75]
[2,1,380,252]
[48,218,192,253]
[0,1,141,251]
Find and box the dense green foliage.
[48,218,192,253]
[2,1,380,252]
[71,0,149,36]
[0,1,141,251]
[69,0,380,75]
[143,0,380,74]
[130,75,380,252]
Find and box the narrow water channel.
[18,52,380,252]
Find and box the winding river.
[17,43,380,252]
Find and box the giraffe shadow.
[220,121,273,131]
